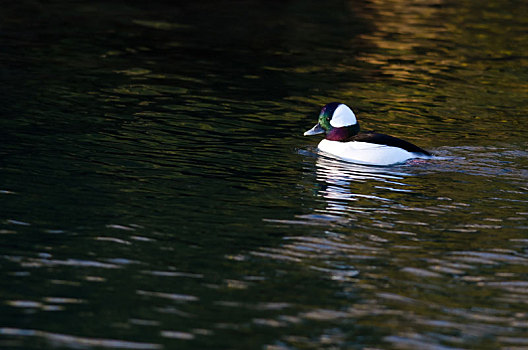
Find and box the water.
[1,0,527,349]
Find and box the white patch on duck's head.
[330,104,357,128]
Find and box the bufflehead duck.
[304,102,431,166]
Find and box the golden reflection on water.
[350,0,449,81]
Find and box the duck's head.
[304,103,360,141]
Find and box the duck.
[304,102,431,166]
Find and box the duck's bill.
[304,123,325,136]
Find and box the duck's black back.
[348,132,431,156]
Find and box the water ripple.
[0,328,161,349]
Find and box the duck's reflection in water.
[313,154,414,217]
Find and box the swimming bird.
[304,102,431,166]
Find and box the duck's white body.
[318,139,429,166]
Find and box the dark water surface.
[1,1,528,349]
